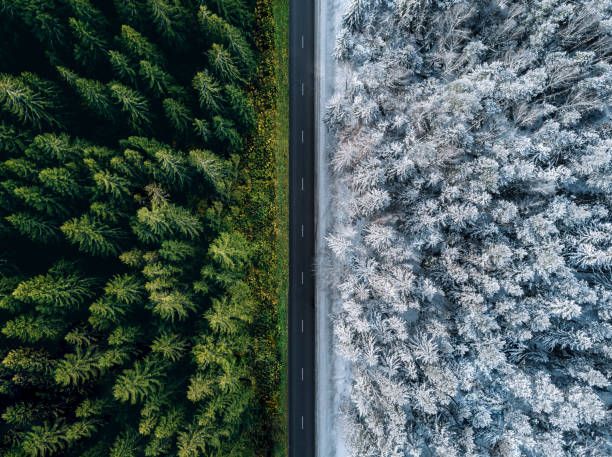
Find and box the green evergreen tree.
[69,17,108,67]
[188,149,231,194]
[13,185,68,217]
[21,422,68,457]
[224,84,255,131]
[0,74,58,129]
[5,213,61,243]
[109,430,141,457]
[119,25,164,66]
[162,98,192,134]
[38,167,81,197]
[54,347,101,386]
[0,122,30,154]
[28,132,79,162]
[93,170,130,198]
[192,70,222,113]
[108,82,152,132]
[113,358,164,404]
[151,332,187,362]
[146,0,189,45]
[207,0,251,28]
[192,118,210,141]
[113,0,145,27]
[138,60,172,96]
[153,148,190,189]
[133,202,202,243]
[198,5,254,75]
[58,67,116,120]
[61,214,123,257]
[108,50,138,84]
[212,115,241,152]
[2,314,63,342]
[12,269,94,310]
[208,43,241,83]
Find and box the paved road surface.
[289,0,315,456]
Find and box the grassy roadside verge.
[236,0,288,454]
[272,0,289,455]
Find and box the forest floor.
[272,0,290,455]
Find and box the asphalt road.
[289,0,315,456]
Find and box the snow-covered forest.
[324,0,612,455]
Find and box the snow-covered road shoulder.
[315,0,351,456]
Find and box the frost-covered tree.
[326,0,612,455]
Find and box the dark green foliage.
[0,1,272,455]
[61,214,124,256]
[5,213,60,243]
[108,50,137,85]
[208,43,241,83]
[163,98,192,134]
[108,83,152,132]
[146,0,190,46]
[68,17,107,67]
[192,70,222,113]
[0,74,59,129]
[118,25,163,66]
[212,115,241,152]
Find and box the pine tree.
[208,0,251,28]
[109,430,141,457]
[146,0,189,45]
[93,170,130,198]
[58,67,115,120]
[152,148,190,189]
[12,186,68,217]
[0,122,30,155]
[108,82,152,132]
[224,84,255,131]
[113,359,164,404]
[21,422,68,457]
[12,270,94,310]
[176,424,208,457]
[61,214,123,256]
[38,167,81,197]
[69,17,108,67]
[28,132,79,162]
[2,314,63,342]
[104,274,142,305]
[192,118,210,141]
[162,98,192,134]
[5,213,61,243]
[188,149,230,194]
[192,70,223,113]
[108,50,137,84]
[151,332,187,362]
[113,0,145,27]
[212,115,241,151]
[208,43,241,83]
[54,347,101,386]
[0,74,58,129]
[198,6,254,75]
[65,0,107,25]
[139,60,172,96]
[119,25,164,66]
[133,202,202,243]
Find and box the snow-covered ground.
[315,0,350,455]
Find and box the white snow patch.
[315,0,352,455]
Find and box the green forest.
[0,0,288,456]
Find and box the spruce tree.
[0,74,58,129]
